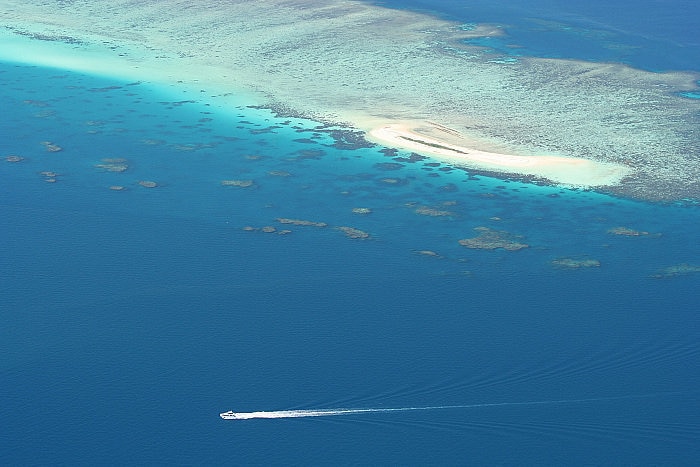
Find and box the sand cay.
[1,0,699,199]
[367,122,631,186]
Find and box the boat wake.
[220,393,673,420]
[221,407,419,420]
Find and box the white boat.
[220,411,238,419]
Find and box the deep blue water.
[375,0,700,72]
[2,2,700,464]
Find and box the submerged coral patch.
[276,218,328,227]
[267,170,291,177]
[40,141,62,152]
[607,226,660,237]
[336,226,370,239]
[650,263,700,279]
[458,226,529,251]
[414,205,454,217]
[95,158,129,172]
[551,257,601,269]
[414,250,442,258]
[221,179,255,187]
[351,207,372,215]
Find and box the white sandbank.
[366,123,632,187]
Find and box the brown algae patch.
[458,226,529,251]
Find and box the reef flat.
[1,0,699,200]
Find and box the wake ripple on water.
[331,338,699,409]
[220,392,686,420]
[221,392,699,451]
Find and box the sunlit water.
[1,1,699,464]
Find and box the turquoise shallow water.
[2,3,700,463]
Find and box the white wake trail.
[220,393,670,420]
[221,407,415,420]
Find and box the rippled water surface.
[1,1,699,464]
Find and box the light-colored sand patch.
[367,123,630,186]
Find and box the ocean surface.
[2,0,699,465]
